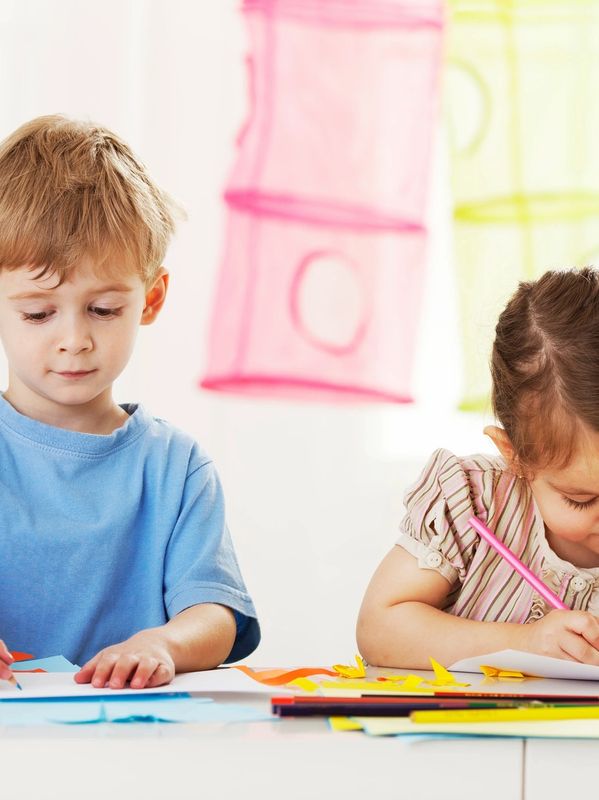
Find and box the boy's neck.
[2,388,130,435]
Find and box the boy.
[0,115,260,689]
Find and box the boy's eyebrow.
[8,284,135,301]
[548,481,599,496]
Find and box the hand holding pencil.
[0,639,20,689]
[470,516,599,665]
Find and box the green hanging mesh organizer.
[446,0,599,410]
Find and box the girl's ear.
[484,425,525,477]
[141,268,169,325]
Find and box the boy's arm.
[160,603,236,672]
[75,602,236,690]
[357,546,599,668]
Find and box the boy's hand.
[0,640,15,681]
[523,609,599,664]
[74,629,175,689]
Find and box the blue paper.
[0,692,272,725]
[12,655,79,673]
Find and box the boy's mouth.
[56,370,96,379]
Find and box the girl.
[358,268,599,668]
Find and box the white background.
[0,0,491,664]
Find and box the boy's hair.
[0,115,177,284]
[491,267,599,472]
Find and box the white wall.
[0,0,493,664]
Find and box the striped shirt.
[397,449,599,622]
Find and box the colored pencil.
[271,695,598,718]
[469,515,568,610]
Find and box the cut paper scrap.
[479,665,529,681]
[426,658,470,688]
[9,652,34,662]
[12,655,79,673]
[233,665,337,686]
[332,655,365,679]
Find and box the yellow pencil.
[411,707,599,724]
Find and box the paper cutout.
[427,658,470,688]
[399,675,426,692]
[234,665,337,686]
[10,652,34,662]
[332,655,366,679]
[479,665,528,680]
[371,658,469,691]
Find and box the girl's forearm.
[357,601,528,669]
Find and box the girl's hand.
[74,629,175,690]
[523,610,599,664]
[0,640,15,681]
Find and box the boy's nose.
[57,318,93,354]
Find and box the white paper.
[0,666,294,700]
[450,649,599,681]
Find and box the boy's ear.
[484,425,524,476]
[141,268,169,326]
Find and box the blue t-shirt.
[0,395,260,665]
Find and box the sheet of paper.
[0,667,294,700]
[0,694,270,725]
[354,715,599,739]
[449,650,599,681]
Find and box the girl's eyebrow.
[548,481,599,496]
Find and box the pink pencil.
[468,516,568,611]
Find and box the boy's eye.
[22,311,52,322]
[89,306,121,318]
[562,495,598,511]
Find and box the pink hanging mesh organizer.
[201,0,444,402]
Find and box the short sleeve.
[397,449,480,586]
[163,459,260,663]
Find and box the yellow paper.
[332,655,366,679]
[287,677,319,692]
[319,679,433,693]
[480,665,526,679]
[328,716,364,732]
[423,657,470,688]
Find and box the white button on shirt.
[571,576,587,593]
[425,551,443,569]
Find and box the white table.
[0,690,525,800]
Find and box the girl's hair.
[491,267,599,472]
[0,114,179,284]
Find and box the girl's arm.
[357,546,535,668]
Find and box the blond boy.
[0,116,259,689]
